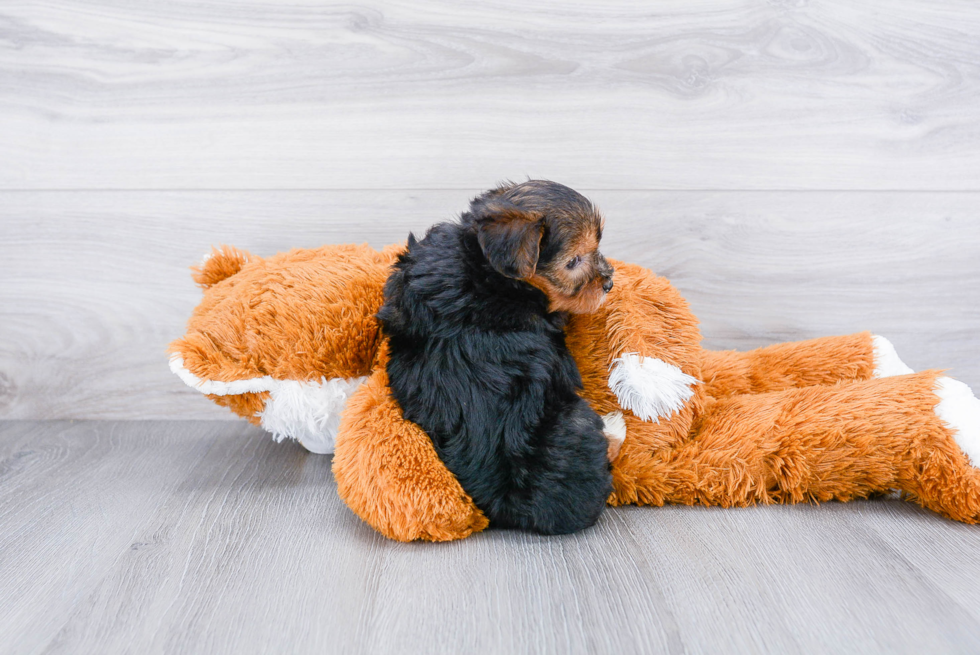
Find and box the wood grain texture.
[0,190,976,420]
[3,2,979,651]
[3,420,980,654]
[2,1,980,189]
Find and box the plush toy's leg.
[700,332,913,399]
[332,368,488,542]
[613,371,980,523]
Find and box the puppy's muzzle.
[598,257,614,293]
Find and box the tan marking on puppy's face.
[528,217,614,315]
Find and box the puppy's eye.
[566,256,582,270]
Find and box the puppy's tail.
[191,245,253,289]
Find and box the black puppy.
[378,180,619,535]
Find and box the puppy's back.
[379,222,611,534]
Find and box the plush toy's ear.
[472,200,544,279]
[191,244,253,289]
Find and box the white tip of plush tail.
[607,354,699,423]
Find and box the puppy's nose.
[602,277,614,293]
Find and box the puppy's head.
[464,180,614,314]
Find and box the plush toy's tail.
[191,245,253,289]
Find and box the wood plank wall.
[1,0,978,419]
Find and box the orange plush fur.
[171,245,980,541]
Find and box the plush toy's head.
[169,242,402,453]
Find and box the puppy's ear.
[473,200,543,279]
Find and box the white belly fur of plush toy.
[170,355,365,454]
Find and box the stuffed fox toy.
[170,243,980,541]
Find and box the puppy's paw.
[602,411,626,461]
[607,353,699,422]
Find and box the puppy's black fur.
[378,183,613,535]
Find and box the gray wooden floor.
[3,420,980,655]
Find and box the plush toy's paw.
[607,353,699,423]
[935,377,980,467]
[602,410,626,461]
[872,335,914,378]
[334,369,488,542]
